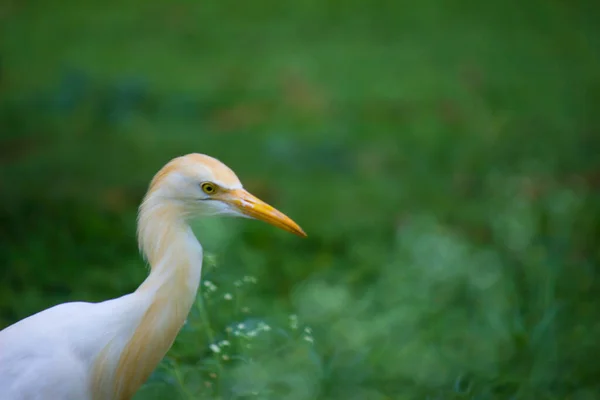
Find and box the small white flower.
[219,340,230,347]
[258,322,271,332]
[209,344,221,353]
[203,280,218,292]
[303,335,314,343]
[304,327,312,334]
[233,330,241,336]
[237,323,245,330]
[243,275,257,283]
[247,330,258,337]
[224,293,233,300]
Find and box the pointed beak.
[223,189,307,237]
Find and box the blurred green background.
[1,0,600,398]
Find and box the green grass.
[1,0,600,398]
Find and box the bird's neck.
[92,199,203,400]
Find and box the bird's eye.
[201,182,217,194]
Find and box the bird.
[0,153,306,400]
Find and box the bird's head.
[143,153,306,237]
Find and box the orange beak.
[222,189,307,237]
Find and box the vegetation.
[1,0,599,398]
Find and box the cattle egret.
[0,153,306,400]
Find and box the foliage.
[1,0,600,398]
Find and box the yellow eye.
[201,182,217,194]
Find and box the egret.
[0,153,306,400]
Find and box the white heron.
[0,153,306,400]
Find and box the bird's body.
[0,154,305,400]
